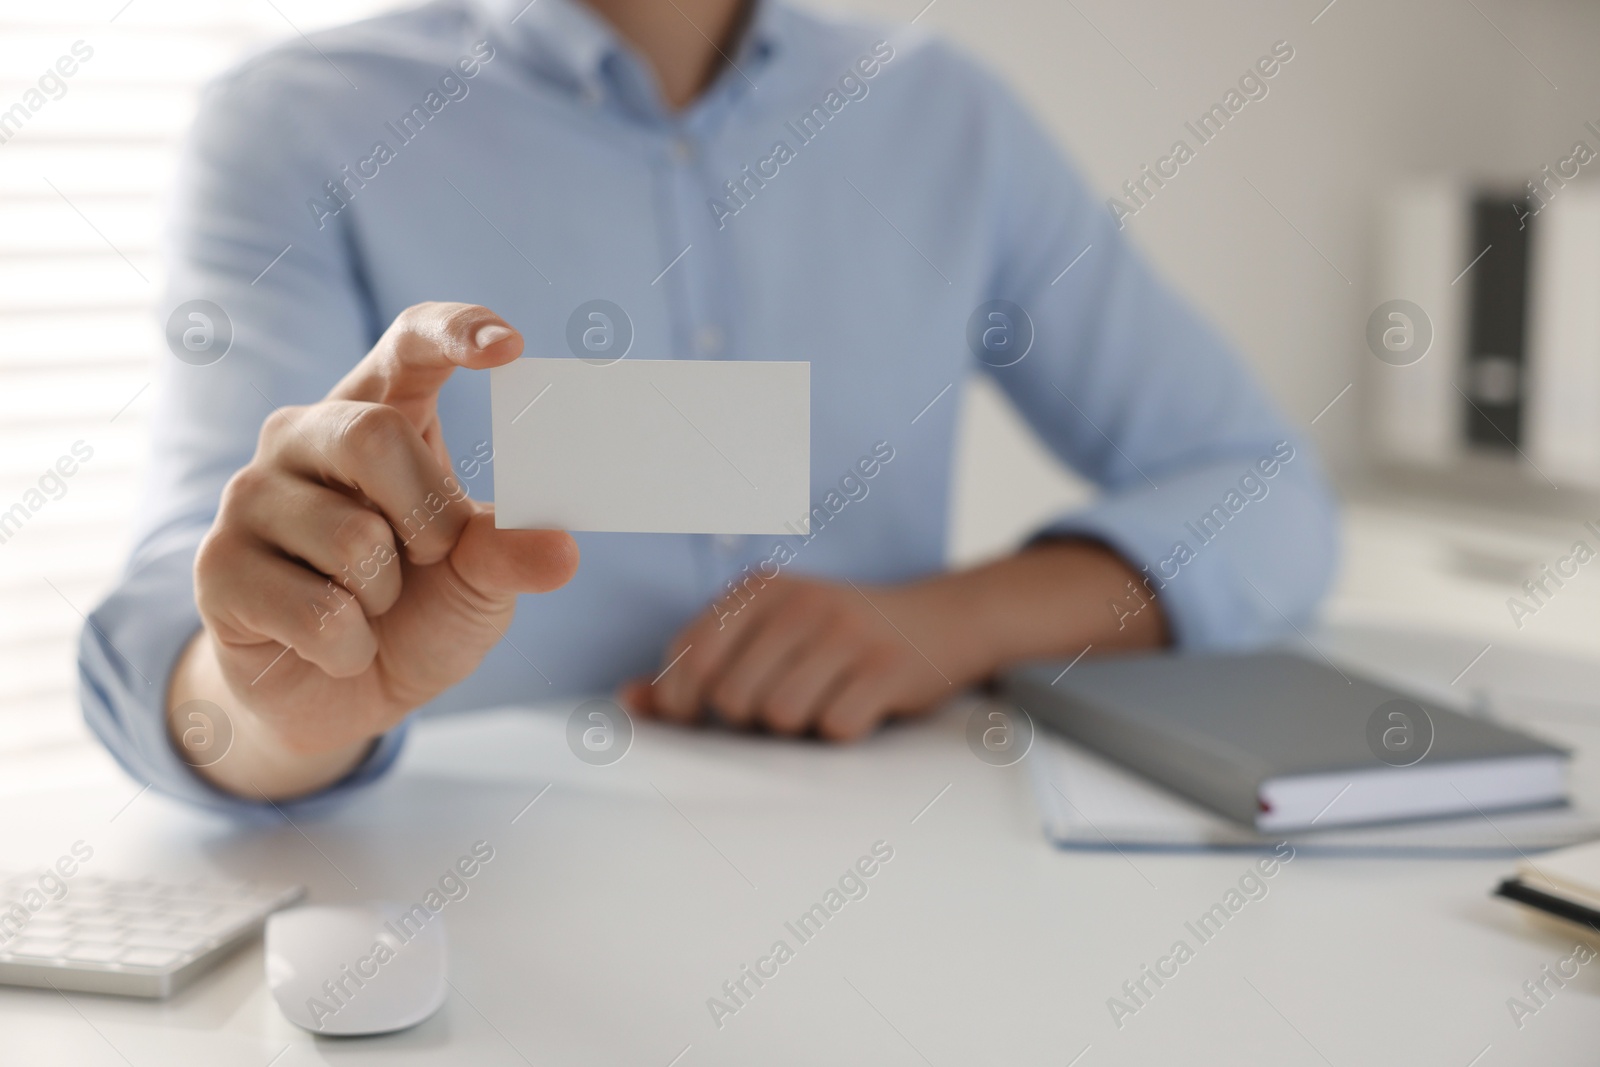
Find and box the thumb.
[448,509,579,609]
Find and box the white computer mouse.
[264,903,448,1035]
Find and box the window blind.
[0,2,394,760]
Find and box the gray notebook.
[1002,651,1570,831]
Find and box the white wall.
[800,0,1600,562]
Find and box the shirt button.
[580,83,604,108]
[671,137,693,163]
[714,534,744,554]
[696,325,724,356]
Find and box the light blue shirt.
[80,0,1339,813]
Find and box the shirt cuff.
[78,528,409,818]
[1029,454,1338,650]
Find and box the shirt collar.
[480,0,783,107]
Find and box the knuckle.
[761,603,808,638]
[300,582,360,642]
[673,650,719,700]
[331,508,392,565]
[192,528,237,602]
[257,405,306,452]
[218,464,271,515]
[392,302,441,336]
[713,601,752,634]
[859,645,901,674]
[362,578,404,617]
[436,302,484,341]
[785,583,825,613]
[682,607,718,641]
[339,404,408,464]
[393,301,482,348]
[831,614,868,645]
[675,652,709,692]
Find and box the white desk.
[2,623,1599,1066]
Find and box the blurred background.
[4,0,1599,768]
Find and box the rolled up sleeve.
[78,538,410,817]
[973,76,1340,647]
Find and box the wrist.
[166,630,373,801]
[905,569,1013,687]
[931,539,1168,681]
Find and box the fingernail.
[474,324,513,349]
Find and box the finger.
[618,678,654,717]
[709,605,830,727]
[651,630,710,725]
[758,632,862,735]
[328,302,523,419]
[651,602,734,720]
[816,665,905,742]
[443,507,580,610]
[258,400,468,565]
[196,530,378,679]
[340,511,575,704]
[654,579,792,721]
[227,468,403,617]
[651,610,753,725]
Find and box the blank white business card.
[490,358,810,534]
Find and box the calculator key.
[65,942,123,963]
[71,924,126,943]
[6,938,69,960]
[20,928,69,945]
[127,930,199,952]
[118,947,182,969]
